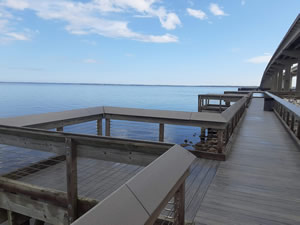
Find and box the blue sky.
[0,0,299,86]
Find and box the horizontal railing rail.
[0,94,251,160]
[0,123,195,225]
[0,125,173,166]
[265,92,300,142]
[72,145,196,225]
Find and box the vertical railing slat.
[65,138,78,224]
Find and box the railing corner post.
[65,138,78,224]
[173,182,185,225]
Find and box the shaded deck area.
[194,98,300,224]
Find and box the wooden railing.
[0,94,251,160]
[198,94,244,112]
[265,92,300,144]
[72,145,195,225]
[0,124,195,225]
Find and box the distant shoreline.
[0,81,256,88]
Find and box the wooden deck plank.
[17,158,143,202]
[195,98,300,225]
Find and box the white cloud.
[0,8,32,43]
[246,54,272,64]
[3,0,29,10]
[83,59,98,64]
[160,12,181,30]
[187,8,207,20]
[0,0,180,43]
[5,32,30,40]
[209,3,228,16]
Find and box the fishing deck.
[0,92,299,225]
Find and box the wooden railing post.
[198,96,202,112]
[97,118,102,136]
[217,130,224,154]
[297,120,300,139]
[65,138,78,224]
[173,183,185,225]
[159,123,164,142]
[290,114,295,131]
[105,118,111,136]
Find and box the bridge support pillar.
[296,58,300,94]
[284,65,292,91]
[277,70,283,91]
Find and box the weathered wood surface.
[17,158,143,202]
[159,159,219,223]
[194,98,300,224]
[8,156,218,224]
[266,92,300,117]
[0,106,228,130]
[72,145,196,225]
[0,125,173,166]
[0,107,104,129]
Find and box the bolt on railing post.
[65,138,78,224]
[173,183,185,225]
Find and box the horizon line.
[0,81,257,88]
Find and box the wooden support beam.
[105,119,111,136]
[65,138,78,224]
[159,123,164,142]
[56,127,64,132]
[173,183,185,225]
[97,119,102,136]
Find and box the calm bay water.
[0,83,237,173]
[0,83,237,117]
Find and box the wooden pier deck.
[10,156,219,223]
[194,98,300,224]
[0,96,299,225]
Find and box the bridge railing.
[265,92,300,143]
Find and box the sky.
[0,0,299,86]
